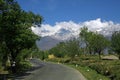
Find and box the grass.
[67,64,110,80]
[78,55,120,80]
[46,56,110,80]
[47,54,120,80]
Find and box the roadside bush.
[46,57,71,64]
[63,58,71,63]
[32,51,48,60]
[110,65,120,80]
[89,63,108,75]
[16,61,32,73]
[47,54,120,80]
[85,60,120,80]
[43,51,49,59]
[0,66,4,72]
[16,49,31,62]
[46,58,60,63]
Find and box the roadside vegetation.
[0,0,120,80]
[44,27,120,80]
[0,0,42,79]
[67,64,110,80]
[46,55,119,80]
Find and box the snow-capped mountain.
[32,21,80,41]
[32,18,120,50]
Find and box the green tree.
[80,27,110,58]
[49,42,66,58]
[49,39,80,59]
[92,33,110,59]
[80,27,95,54]
[0,0,42,70]
[65,39,80,59]
[111,31,120,59]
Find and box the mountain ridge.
[32,19,120,50]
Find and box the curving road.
[16,59,86,80]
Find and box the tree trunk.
[98,50,101,59]
[10,51,17,73]
[89,48,92,55]
[118,54,120,60]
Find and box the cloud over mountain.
[32,21,81,40]
[32,18,120,39]
[31,18,120,50]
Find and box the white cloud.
[32,18,120,40]
[83,18,108,29]
[32,21,81,37]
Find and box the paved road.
[16,59,86,80]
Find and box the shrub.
[110,65,120,80]
[16,61,32,73]
[89,63,105,75]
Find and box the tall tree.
[111,31,120,59]
[65,39,80,59]
[49,39,80,59]
[49,42,67,58]
[0,0,42,69]
[80,27,95,54]
[79,27,110,58]
[92,33,110,58]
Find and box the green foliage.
[111,31,120,59]
[16,49,31,62]
[47,54,120,80]
[49,39,80,58]
[67,64,110,80]
[89,63,107,75]
[47,57,71,63]
[16,61,32,73]
[32,50,48,60]
[80,27,110,58]
[0,0,43,70]
[110,65,120,80]
[43,51,49,59]
[49,42,67,58]
[92,33,110,54]
[65,39,80,58]
[88,61,120,80]
[78,55,120,80]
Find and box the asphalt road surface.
[16,59,86,80]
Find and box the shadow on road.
[15,59,45,79]
[7,59,45,80]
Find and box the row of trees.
[49,27,120,60]
[0,0,42,72]
[49,39,80,58]
[80,27,110,58]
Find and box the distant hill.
[36,36,62,50]
[32,19,120,50]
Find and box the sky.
[16,0,120,25]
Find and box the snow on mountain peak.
[32,18,120,40]
[31,18,120,50]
